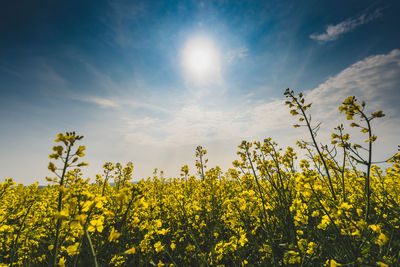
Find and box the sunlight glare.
[182,35,220,82]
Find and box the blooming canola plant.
[0,90,399,266]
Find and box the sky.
[1,0,400,184]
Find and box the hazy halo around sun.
[181,35,221,83]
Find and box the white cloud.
[120,95,295,149]
[310,9,382,42]
[306,49,400,118]
[301,49,400,162]
[121,49,400,149]
[115,49,400,178]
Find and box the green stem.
[339,128,347,202]
[10,201,34,267]
[246,148,278,266]
[73,206,95,267]
[364,117,372,222]
[292,93,336,200]
[52,144,71,267]
[200,153,205,181]
[101,169,110,196]
[85,229,98,267]
[352,105,373,222]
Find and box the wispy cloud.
[121,116,159,130]
[0,64,24,78]
[310,9,382,42]
[118,49,400,177]
[102,0,148,48]
[85,96,120,108]
[76,94,174,115]
[226,46,249,63]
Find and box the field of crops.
[1,90,399,266]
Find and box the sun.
[181,35,221,82]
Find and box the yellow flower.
[376,233,388,246]
[317,215,330,230]
[66,243,79,256]
[76,214,87,224]
[124,246,136,254]
[298,239,307,252]
[351,229,360,237]
[238,233,247,247]
[76,145,86,157]
[132,216,140,226]
[311,210,320,217]
[94,198,103,209]
[285,250,301,264]
[170,242,176,251]
[356,219,367,230]
[369,224,381,233]
[157,228,169,235]
[326,259,342,267]
[376,262,389,267]
[154,241,164,253]
[88,218,104,233]
[82,201,94,212]
[58,257,66,267]
[356,209,363,217]
[70,220,81,230]
[185,244,195,253]
[54,209,69,220]
[155,219,162,228]
[339,202,352,210]
[297,230,304,236]
[0,225,10,232]
[306,242,317,255]
[108,227,121,242]
[48,162,57,172]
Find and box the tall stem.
[246,148,278,266]
[52,145,71,267]
[339,128,347,202]
[364,117,372,222]
[292,94,336,200]
[10,201,34,267]
[85,229,98,267]
[200,153,205,181]
[352,105,373,222]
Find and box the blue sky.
[1,0,400,184]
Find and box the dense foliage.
[1,90,399,266]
